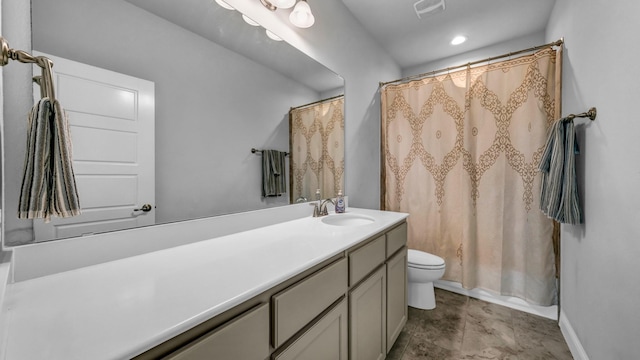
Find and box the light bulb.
[215,0,234,10]
[451,35,467,45]
[266,29,283,41]
[242,14,260,26]
[289,0,315,28]
[273,0,296,9]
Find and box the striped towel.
[539,118,582,224]
[18,98,81,222]
[261,150,287,197]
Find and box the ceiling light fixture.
[260,0,315,28]
[265,29,283,41]
[215,0,235,10]
[414,0,445,19]
[289,0,315,28]
[216,0,314,42]
[451,35,467,45]
[259,0,277,11]
[272,0,296,9]
[242,14,260,26]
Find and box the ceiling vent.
[414,0,445,19]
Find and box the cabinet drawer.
[349,235,385,286]
[272,257,348,348]
[272,298,348,360]
[166,303,269,360]
[386,222,407,257]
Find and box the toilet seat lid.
[408,249,445,268]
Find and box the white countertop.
[0,208,407,360]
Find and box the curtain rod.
[379,38,564,88]
[290,94,344,111]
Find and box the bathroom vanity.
[0,207,407,359]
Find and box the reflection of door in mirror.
[32,52,155,241]
[290,95,344,203]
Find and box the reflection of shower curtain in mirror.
[290,96,344,201]
[381,48,561,306]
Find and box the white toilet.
[407,249,446,310]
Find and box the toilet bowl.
[407,249,446,310]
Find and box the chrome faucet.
[310,198,335,217]
[319,198,335,216]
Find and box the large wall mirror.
[2,0,344,246]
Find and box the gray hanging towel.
[539,118,581,224]
[262,150,287,197]
[18,98,81,222]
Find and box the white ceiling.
[340,0,557,68]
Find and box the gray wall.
[4,0,323,245]
[546,0,640,358]
[1,0,32,245]
[228,0,402,210]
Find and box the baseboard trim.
[559,309,589,360]
[434,280,558,320]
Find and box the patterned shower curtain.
[290,96,344,202]
[381,48,561,305]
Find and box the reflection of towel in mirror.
[262,150,287,197]
[18,98,81,222]
[539,118,581,224]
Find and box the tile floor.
[387,289,573,359]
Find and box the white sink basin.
[321,213,376,226]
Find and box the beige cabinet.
[272,298,348,360]
[139,221,408,360]
[386,247,408,350]
[386,222,407,256]
[349,234,386,286]
[165,303,270,360]
[349,266,387,360]
[272,258,348,348]
[348,222,408,360]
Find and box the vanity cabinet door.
[165,303,269,360]
[386,247,408,351]
[272,298,348,360]
[349,266,386,360]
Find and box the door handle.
[134,204,153,212]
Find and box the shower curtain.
[290,96,344,202]
[381,48,561,305]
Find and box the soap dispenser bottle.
[335,190,345,213]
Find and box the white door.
[33,52,155,241]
